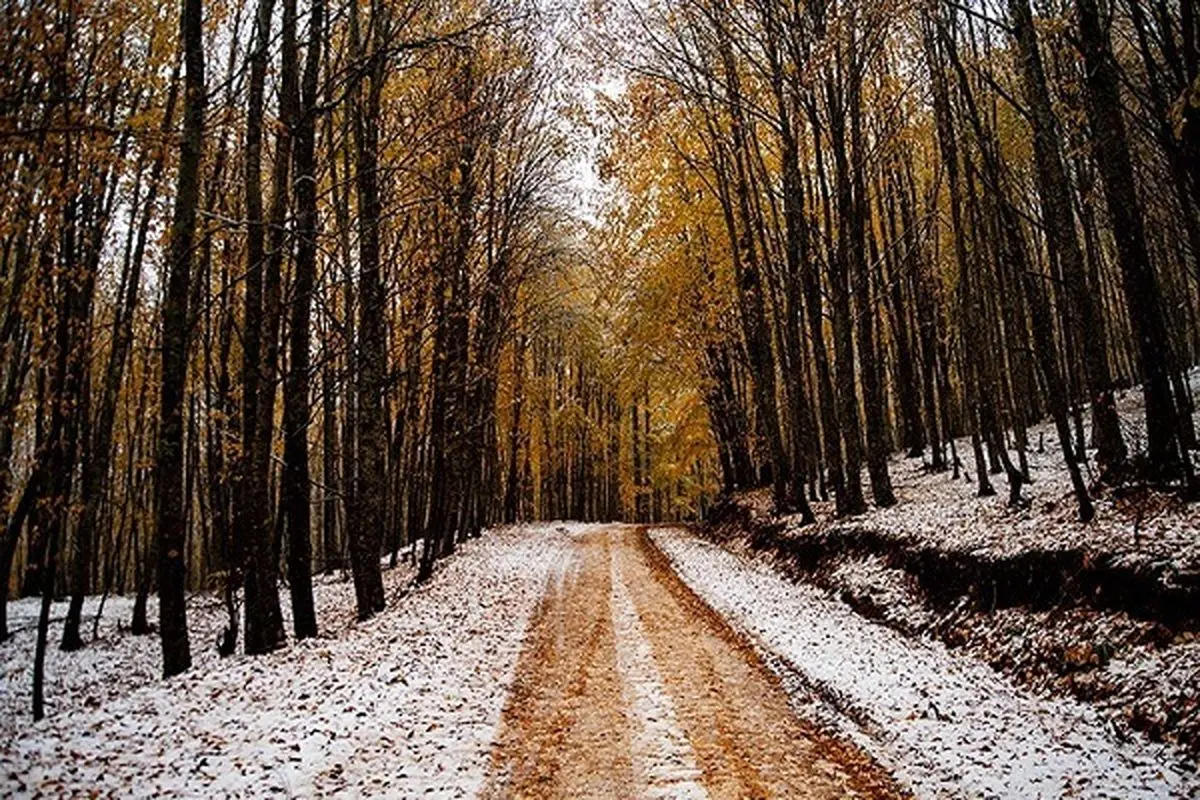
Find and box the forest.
[0,0,1198,753]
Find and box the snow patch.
[651,527,1199,799]
[1,526,571,798]
[827,554,935,633]
[610,547,708,799]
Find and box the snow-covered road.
[651,527,1200,799]
[481,524,899,798]
[3,523,1196,798]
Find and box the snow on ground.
[826,553,936,633]
[650,527,1200,799]
[1,525,573,798]
[747,368,1200,574]
[609,550,708,799]
[1,556,414,726]
[720,368,1200,756]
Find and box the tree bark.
[1075,0,1185,478]
[347,0,387,614]
[282,0,322,640]
[155,0,205,679]
[1008,0,1124,471]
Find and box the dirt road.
[481,525,904,799]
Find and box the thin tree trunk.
[1008,0,1124,472]
[1075,0,1185,479]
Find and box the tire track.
[483,524,905,799]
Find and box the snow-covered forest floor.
[713,374,1200,759]
[739,370,1200,562]
[651,527,1198,798]
[1,560,419,726]
[1,522,1197,798]
[1,526,572,797]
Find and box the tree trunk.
[347,0,387,614]
[282,0,322,641]
[847,63,895,508]
[1075,0,1185,479]
[504,333,527,523]
[236,0,286,657]
[1008,0,1124,472]
[154,0,205,679]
